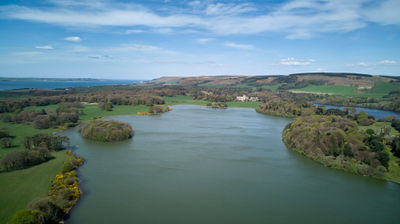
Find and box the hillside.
[148,73,400,98]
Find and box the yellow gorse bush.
[49,150,84,212]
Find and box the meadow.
[0,151,68,223]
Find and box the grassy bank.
[0,151,68,223]
[0,121,56,159]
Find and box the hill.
[147,73,400,98]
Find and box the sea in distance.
[0,78,140,90]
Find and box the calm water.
[0,80,139,90]
[319,104,400,119]
[64,105,400,224]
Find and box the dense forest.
[282,115,393,177]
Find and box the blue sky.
[0,0,399,79]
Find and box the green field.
[366,78,400,98]
[163,95,210,106]
[292,85,358,96]
[358,122,399,136]
[291,78,400,98]
[80,104,149,120]
[261,84,281,91]
[0,121,56,159]
[0,150,68,224]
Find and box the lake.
[0,79,139,90]
[64,105,400,224]
[318,104,400,120]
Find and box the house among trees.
[236,95,259,102]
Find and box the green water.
[65,105,400,224]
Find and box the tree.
[0,151,27,171]
[376,151,389,168]
[0,137,13,148]
[99,102,113,111]
[24,134,69,151]
[392,137,400,158]
[357,111,371,126]
[28,197,64,223]
[0,127,10,138]
[33,115,51,129]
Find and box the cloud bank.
[0,0,399,39]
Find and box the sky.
[0,0,399,80]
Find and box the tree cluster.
[0,127,13,148]
[78,119,133,142]
[0,105,80,129]
[256,97,315,118]
[0,134,68,171]
[283,115,390,177]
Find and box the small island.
[78,120,133,142]
[206,102,228,109]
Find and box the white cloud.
[196,38,215,43]
[347,60,398,67]
[152,28,173,33]
[71,45,89,52]
[224,42,254,50]
[108,43,177,54]
[64,36,81,42]
[280,58,315,66]
[125,29,144,34]
[379,60,397,65]
[364,0,400,25]
[35,45,54,50]
[14,51,43,56]
[88,54,112,60]
[115,44,161,51]
[0,0,399,38]
[205,3,256,16]
[188,1,201,7]
[347,62,369,67]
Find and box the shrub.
[78,119,133,142]
[149,105,164,114]
[99,102,113,111]
[61,161,74,173]
[7,210,44,224]
[0,127,10,138]
[0,137,13,148]
[28,197,64,223]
